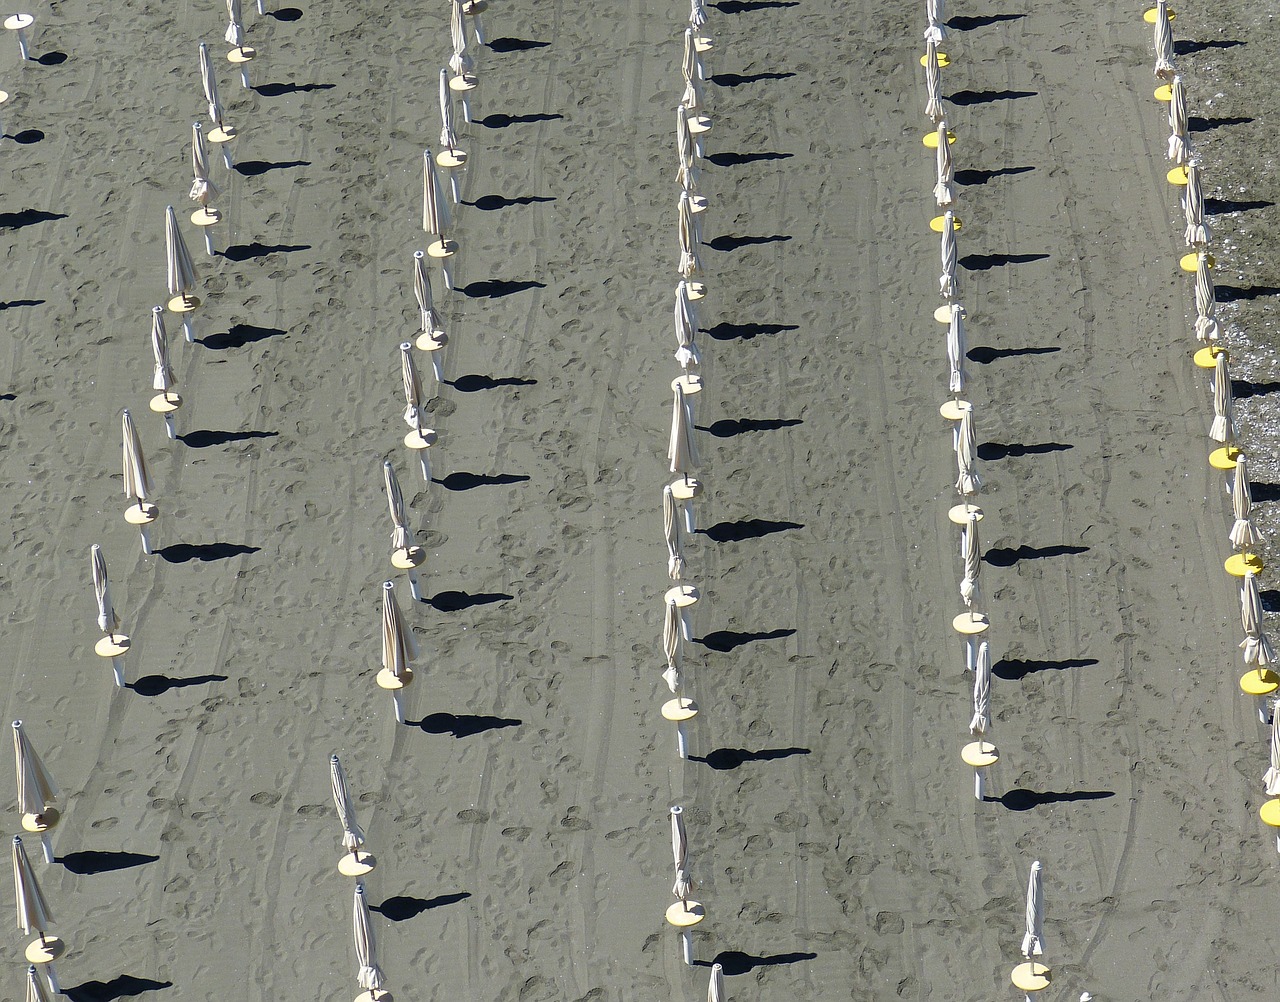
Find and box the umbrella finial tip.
[383,580,394,590]
[11,720,20,729]
[670,804,683,816]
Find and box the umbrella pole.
[222,146,233,170]
[965,638,976,674]
[441,258,454,291]
[15,27,29,61]
[676,720,689,759]
[139,523,153,555]
[418,451,431,484]
[679,608,693,644]
[391,689,406,724]
[111,656,127,688]
[44,964,59,995]
[449,171,461,205]
[181,314,195,343]
[256,0,266,13]
[204,230,216,256]
[460,93,472,124]
[406,567,422,602]
[40,831,53,864]
[431,353,444,385]
[973,769,984,801]
[164,413,177,440]
[680,929,694,966]
[681,496,696,535]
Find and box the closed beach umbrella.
[421,150,451,242]
[946,302,965,395]
[1182,163,1210,247]
[969,640,991,736]
[674,282,700,371]
[1264,710,1280,796]
[924,40,944,123]
[438,68,458,152]
[955,404,980,495]
[690,0,708,29]
[933,118,953,207]
[122,409,153,506]
[1167,76,1189,164]
[925,0,946,42]
[382,582,416,680]
[224,0,245,47]
[352,883,385,991]
[678,190,701,278]
[1210,351,1234,445]
[1195,253,1221,342]
[164,206,198,304]
[959,511,980,608]
[670,805,687,872]
[413,250,444,336]
[400,343,426,434]
[91,544,119,637]
[199,42,225,129]
[330,754,366,853]
[26,966,52,1002]
[663,484,684,580]
[383,461,415,554]
[668,383,698,479]
[449,0,473,77]
[939,209,957,298]
[1154,0,1175,80]
[151,308,175,392]
[662,596,682,693]
[676,108,699,193]
[1241,569,1275,669]
[1231,454,1260,550]
[12,722,58,824]
[189,122,219,206]
[12,836,50,936]
[707,964,725,1002]
[1021,860,1044,958]
[680,28,705,114]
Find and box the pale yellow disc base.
[934,304,953,323]
[376,667,413,691]
[166,294,200,313]
[929,215,961,233]
[1144,7,1175,22]
[939,399,971,421]
[25,938,64,964]
[952,612,989,635]
[1168,165,1189,186]
[1261,799,1280,828]
[21,809,59,834]
[337,851,376,877]
[355,990,393,1002]
[1240,670,1280,697]
[404,428,438,450]
[449,74,478,93]
[672,374,703,395]
[149,392,182,415]
[662,697,699,722]
[227,46,256,63]
[208,125,237,143]
[669,478,702,501]
[191,207,221,227]
[948,503,983,525]
[1011,963,1051,992]
[1225,553,1264,578]
[665,901,706,927]
[426,239,458,259]
[436,150,467,169]
[920,52,950,67]
[462,0,488,13]
[1209,446,1241,471]
[415,330,448,351]
[665,585,700,608]
[694,36,713,53]
[686,282,706,301]
[124,503,159,526]
[687,115,712,135]
[689,194,709,213]
[923,130,956,148]
[95,635,130,657]
[1154,83,1173,102]
[4,14,34,31]
[961,741,999,768]
[391,547,425,570]
[1180,252,1210,273]
[0,90,8,105]
[1193,345,1228,369]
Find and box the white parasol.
[189,121,219,207]
[959,510,981,609]
[924,40,944,123]
[164,205,198,307]
[663,484,684,581]
[1194,253,1222,342]
[1264,706,1280,796]
[449,0,473,78]
[674,281,700,372]
[1230,454,1260,550]
[678,190,702,278]
[1021,860,1044,958]
[680,28,706,114]
[925,0,947,42]
[329,754,366,854]
[677,107,700,195]
[707,963,725,1002]
[662,596,682,693]
[1167,76,1189,164]
[946,302,965,395]
[224,0,245,48]
[668,383,699,480]
[1182,163,1210,247]
[955,404,980,496]
[1241,569,1276,670]
[352,882,386,992]
[122,409,153,506]
[91,544,119,638]
[933,118,954,207]
[969,640,991,737]
[939,209,957,298]
[1154,0,1176,80]
[1210,350,1234,445]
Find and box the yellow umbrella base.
[1225,553,1264,577]
[688,194,709,213]
[686,115,712,135]
[920,52,950,67]
[391,547,426,570]
[929,215,961,233]
[669,477,702,501]
[149,392,182,415]
[227,46,256,64]
[665,901,706,927]
[1180,252,1210,272]
[685,282,707,301]
[376,668,413,692]
[1209,446,1241,471]
[961,741,998,768]
[1167,164,1189,185]
[1261,799,1280,829]
[1240,670,1280,697]
[923,130,956,148]
[1144,6,1175,22]
[25,937,64,964]
[939,399,971,421]
[337,851,377,877]
[95,634,131,657]
[21,809,59,834]
[662,697,699,722]
[3,14,34,31]
[1193,345,1228,369]
[952,612,989,635]
[355,991,394,1002]
[449,74,478,93]
[166,294,200,314]
[1011,963,1051,992]
[1154,83,1173,102]
[947,503,983,525]
[693,35,713,52]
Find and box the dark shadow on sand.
[706,150,793,166]
[436,472,530,491]
[0,299,45,311]
[410,713,522,738]
[478,112,562,128]
[955,165,1034,186]
[960,252,1050,270]
[1206,197,1274,215]
[1175,38,1244,54]
[428,590,513,612]
[460,279,546,298]
[703,321,798,341]
[696,951,817,975]
[467,194,555,211]
[234,159,311,176]
[58,851,159,875]
[35,51,67,66]
[10,129,45,144]
[988,788,1115,811]
[486,36,550,51]
[697,628,795,652]
[947,88,1036,105]
[1263,589,1280,613]
[978,441,1073,460]
[65,977,173,1002]
[701,417,803,436]
[158,543,260,563]
[692,747,810,771]
[1188,115,1253,132]
[254,81,334,96]
[0,209,67,230]
[947,12,1026,29]
[221,242,311,262]
[993,657,1098,680]
[1232,379,1280,400]
[180,429,279,448]
[1250,482,1280,503]
[967,345,1059,364]
[448,374,538,392]
[983,544,1088,567]
[710,70,796,86]
[1216,285,1280,303]
[374,892,471,921]
[706,233,791,251]
[701,519,803,542]
[129,674,228,696]
[199,323,287,349]
[267,6,303,19]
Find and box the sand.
[2,0,1280,998]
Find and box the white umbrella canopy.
[449,0,473,77]
[955,404,981,496]
[26,965,52,1002]
[1153,0,1176,80]
[680,28,706,114]
[689,0,708,28]
[438,68,458,152]
[707,963,726,1002]
[199,42,226,129]
[670,805,687,871]
[925,0,946,42]
[1167,75,1189,164]
[663,484,684,581]
[383,460,415,554]
[189,122,219,207]
[421,150,452,241]
[122,409,153,505]
[939,209,957,298]
[352,882,386,991]
[1264,709,1280,796]
[959,511,981,608]
[412,250,444,336]
[946,302,965,395]
[668,383,699,479]
[674,281,700,372]
[12,722,58,819]
[933,118,954,207]
[1194,253,1222,342]
[1210,351,1234,445]
[969,640,992,737]
[1241,569,1276,669]
[329,754,366,853]
[381,581,416,681]
[151,307,175,393]
[224,0,246,47]
[676,107,700,194]
[1231,454,1260,550]
[1021,860,1044,958]
[12,836,51,935]
[400,342,427,433]
[678,190,701,278]
[924,39,944,123]
[662,596,682,693]
[1182,163,1210,247]
[91,543,119,637]
[164,205,198,303]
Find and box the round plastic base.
[355,991,393,1002]
[3,14,34,31]
[669,478,702,501]
[923,130,956,148]
[686,115,712,135]
[149,392,182,415]
[1167,164,1189,185]
[404,428,437,450]
[661,697,698,722]
[664,585,700,608]
[665,901,706,927]
[952,612,989,635]
[1011,963,1051,992]
[124,503,159,526]
[337,850,377,877]
[227,46,256,63]
[0,89,8,105]
[929,215,961,233]
[1225,553,1264,577]
[1209,446,1241,471]
[1154,83,1173,102]
[25,937,64,964]
[920,51,950,67]
[939,399,971,421]
[671,374,703,395]
[961,741,998,768]
[166,294,200,313]
[449,74,478,93]
[415,330,448,351]
[694,36,713,53]
[95,635,130,657]
[391,546,425,569]
[21,809,59,834]
[436,149,467,169]
[1261,799,1280,828]
[1240,670,1280,697]
[1143,7,1175,22]
[1193,345,1227,368]
[685,282,706,301]
[934,304,953,323]
[948,503,983,525]
[208,125,237,143]
[426,239,458,259]
[689,194,709,213]
[191,207,221,226]
[376,667,413,691]
[1180,252,1210,272]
